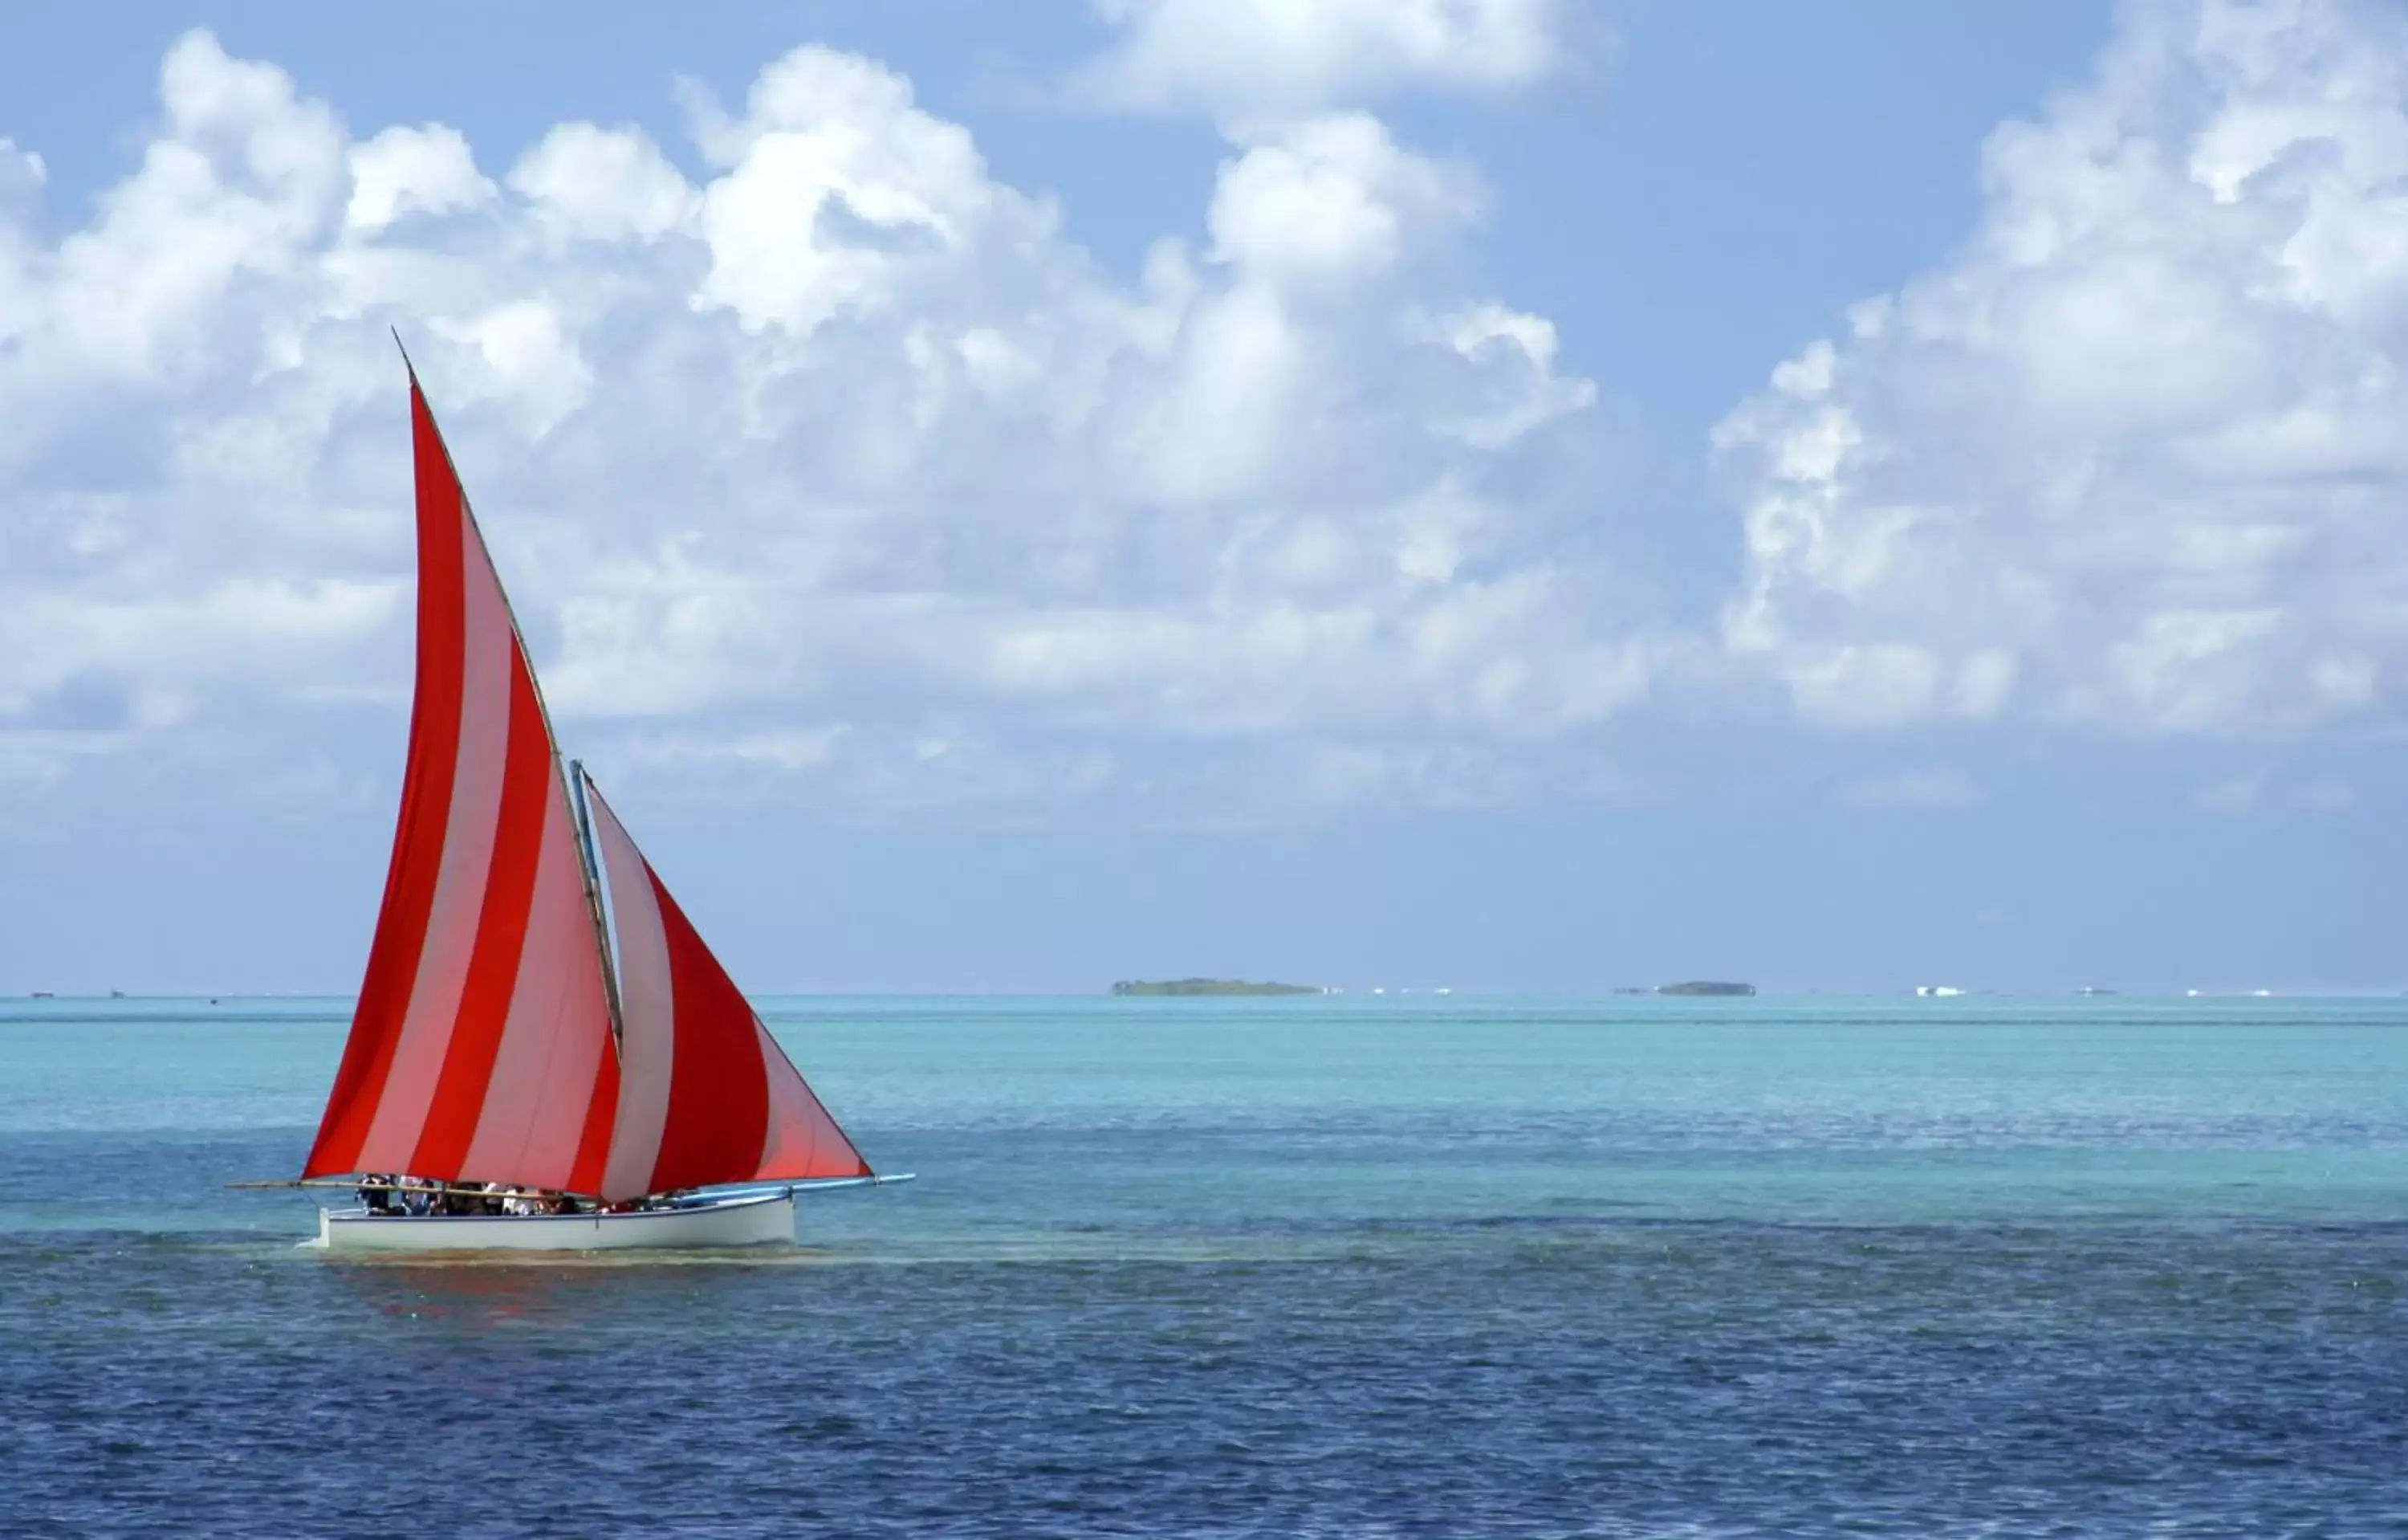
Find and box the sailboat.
[284,365,900,1252]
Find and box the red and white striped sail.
[584,776,872,1201]
[304,379,620,1192]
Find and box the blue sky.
[4,0,2404,996]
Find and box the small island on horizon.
[1653,981,1757,996]
[1112,979,1326,997]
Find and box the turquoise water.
[5,995,2406,1534]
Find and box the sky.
[4,0,2407,996]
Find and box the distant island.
[1111,979,1325,996]
[1655,981,1756,996]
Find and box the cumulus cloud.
[1208,115,1483,283]
[1069,0,1579,117]
[1717,0,2408,736]
[0,31,1633,816]
[345,124,492,234]
[506,122,696,242]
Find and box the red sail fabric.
[586,777,872,1200]
[303,378,620,1192]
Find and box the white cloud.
[429,299,593,436]
[1834,765,1984,809]
[1070,0,1579,117]
[345,124,492,233]
[35,31,346,381]
[0,30,1629,817]
[1207,115,1480,283]
[506,124,696,242]
[1426,302,1597,449]
[685,47,1009,337]
[1717,0,2408,736]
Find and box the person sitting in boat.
[357,1174,393,1214]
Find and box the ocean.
[2,993,2403,1538]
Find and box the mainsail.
[585,774,873,1200]
[304,379,620,1192]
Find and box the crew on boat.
[356,1175,582,1216]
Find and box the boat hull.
[313,1192,796,1253]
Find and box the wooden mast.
[571,759,625,1049]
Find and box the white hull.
[313,1191,796,1253]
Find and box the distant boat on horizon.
[1914,984,1965,998]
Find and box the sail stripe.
[766,1021,852,1180]
[756,1021,872,1181]
[356,528,513,1166]
[591,786,677,1200]
[410,656,552,1176]
[650,869,774,1192]
[588,776,870,1199]
[568,1033,621,1196]
[303,383,470,1178]
[459,781,615,1185]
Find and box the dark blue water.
[5,996,2406,1536]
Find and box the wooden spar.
[705,1174,917,1195]
[570,760,625,1049]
